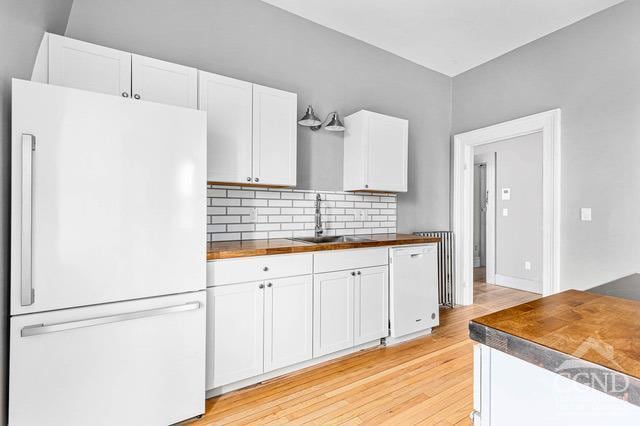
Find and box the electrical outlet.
[524,261,531,270]
[502,208,509,217]
[248,208,258,223]
[581,208,592,221]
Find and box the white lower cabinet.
[354,266,389,345]
[264,275,313,372]
[207,282,264,389]
[313,270,355,357]
[207,275,313,389]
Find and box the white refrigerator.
[9,79,207,426]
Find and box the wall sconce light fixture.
[298,105,345,132]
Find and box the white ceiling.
[261,0,625,76]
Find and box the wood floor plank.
[189,281,539,425]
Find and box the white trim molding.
[453,109,561,305]
[494,274,542,294]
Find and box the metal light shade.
[324,112,345,132]
[298,105,322,127]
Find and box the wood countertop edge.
[207,234,441,260]
[469,320,640,406]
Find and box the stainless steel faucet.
[315,193,323,237]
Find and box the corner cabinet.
[343,110,408,192]
[41,34,197,108]
[199,72,297,187]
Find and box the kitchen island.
[469,283,640,425]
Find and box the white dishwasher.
[389,244,439,344]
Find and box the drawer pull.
[263,266,269,272]
[21,302,201,337]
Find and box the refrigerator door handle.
[20,301,201,337]
[21,133,35,306]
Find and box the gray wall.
[0,1,74,421]
[476,133,543,286]
[65,0,452,233]
[453,0,640,291]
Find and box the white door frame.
[474,152,496,285]
[453,109,561,305]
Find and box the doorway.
[473,152,496,287]
[452,110,561,306]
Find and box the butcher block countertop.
[207,233,440,260]
[470,289,640,405]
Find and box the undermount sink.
[289,236,371,244]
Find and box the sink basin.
[289,236,371,244]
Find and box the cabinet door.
[131,54,197,108]
[199,71,253,184]
[313,271,354,357]
[365,112,408,192]
[252,84,297,186]
[207,283,264,389]
[48,34,131,97]
[354,266,389,345]
[264,275,313,372]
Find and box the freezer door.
[11,79,206,315]
[9,291,206,426]
[390,245,439,337]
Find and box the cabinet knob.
[365,184,369,189]
[357,271,361,275]
[121,92,129,98]
[263,266,269,272]
[133,94,141,100]
[351,271,356,276]
[267,283,273,288]
[254,177,260,183]
[247,177,252,182]
[259,283,265,289]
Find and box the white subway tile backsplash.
[207,185,397,242]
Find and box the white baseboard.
[206,340,381,398]
[473,257,481,267]
[495,274,542,294]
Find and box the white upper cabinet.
[252,84,297,187]
[343,110,408,192]
[198,71,253,183]
[131,54,197,108]
[44,34,197,109]
[48,33,131,97]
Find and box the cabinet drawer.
[314,248,388,274]
[208,253,313,286]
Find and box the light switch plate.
[524,261,531,270]
[501,188,511,201]
[581,208,592,221]
[502,208,509,217]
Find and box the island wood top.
[207,233,440,260]
[471,290,640,380]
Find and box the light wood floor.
[191,272,538,425]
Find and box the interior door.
[48,34,131,97]
[264,275,313,372]
[207,283,264,389]
[354,266,389,345]
[131,54,198,108]
[313,270,354,357]
[11,80,207,315]
[198,71,253,184]
[252,84,297,186]
[366,112,408,192]
[9,291,206,426]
